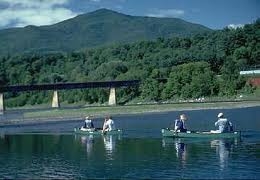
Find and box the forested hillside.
[0,20,259,107]
[0,9,210,56]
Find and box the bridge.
[0,80,142,114]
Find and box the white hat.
[217,113,224,118]
[85,116,89,120]
[180,114,187,120]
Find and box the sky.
[0,0,259,30]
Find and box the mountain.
[0,9,212,56]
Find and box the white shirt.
[104,119,116,131]
[215,118,230,133]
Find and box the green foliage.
[1,19,259,107]
[0,57,7,85]
[90,60,128,80]
[218,57,247,96]
[141,78,161,101]
[162,62,215,99]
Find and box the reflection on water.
[162,137,241,171]
[74,134,121,160]
[162,138,187,166]
[103,135,116,153]
[210,139,238,170]
[103,135,116,160]
[0,134,259,179]
[103,135,122,161]
[79,135,94,155]
[175,139,187,165]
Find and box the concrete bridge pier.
[52,90,60,108]
[108,87,116,106]
[0,93,4,114]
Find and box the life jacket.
[85,119,94,128]
[175,119,184,130]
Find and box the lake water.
[0,106,260,179]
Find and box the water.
[0,106,260,179]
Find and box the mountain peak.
[88,8,123,16]
[92,8,117,13]
[0,9,211,55]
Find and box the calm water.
[0,106,260,179]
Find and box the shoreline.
[0,100,260,126]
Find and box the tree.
[162,62,215,99]
[218,57,246,96]
[0,57,7,85]
[140,78,160,101]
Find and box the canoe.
[161,128,241,138]
[74,128,123,135]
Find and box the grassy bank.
[20,100,260,119]
[1,100,259,126]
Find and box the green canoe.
[74,128,123,135]
[161,128,241,138]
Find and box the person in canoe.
[211,113,233,133]
[81,116,95,131]
[174,114,188,132]
[102,115,116,133]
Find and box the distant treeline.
[0,20,259,107]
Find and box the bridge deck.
[0,80,141,93]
